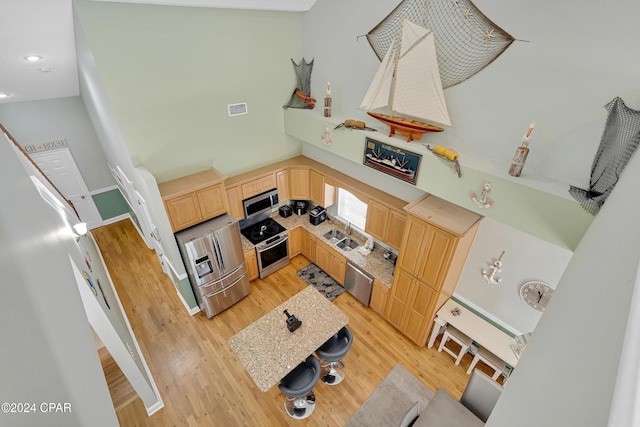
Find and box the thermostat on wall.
[228,102,248,116]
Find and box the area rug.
[296,263,345,301]
[344,363,435,427]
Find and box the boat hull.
[367,112,443,142]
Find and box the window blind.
[337,188,368,231]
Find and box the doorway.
[30,148,103,229]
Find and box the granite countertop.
[272,212,397,288]
[229,286,349,392]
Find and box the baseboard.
[145,400,165,416]
[102,213,130,226]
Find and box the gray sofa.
[400,388,484,427]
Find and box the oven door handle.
[258,234,288,252]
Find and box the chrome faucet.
[344,221,351,236]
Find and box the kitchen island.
[229,286,349,392]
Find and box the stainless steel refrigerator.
[175,214,250,318]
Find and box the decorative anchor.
[482,251,505,284]
[321,127,333,146]
[471,182,494,209]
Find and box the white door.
[31,149,103,230]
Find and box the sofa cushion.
[413,388,484,427]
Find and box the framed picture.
[363,137,422,185]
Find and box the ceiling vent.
[228,102,248,117]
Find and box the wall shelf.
[283,108,592,251]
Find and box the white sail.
[359,37,396,111]
[360,19,451,127]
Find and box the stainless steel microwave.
[243,188,279,219]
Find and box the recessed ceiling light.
[39,67,52,73]
[24,55,43,62]
[0,93,11,98]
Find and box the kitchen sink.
[323,229,346,242]
[336,238,359,251]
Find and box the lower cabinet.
[314,240,346,285]
[301,229,315,262]
[370,279,389,316]
[244,249,259,281]
[288,226,302,258]
[385,268,437,346]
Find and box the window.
[336,188,368,231]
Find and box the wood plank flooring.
[92,219,478,426]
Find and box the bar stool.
[278,355,321,419]
[466,347,510,381]
[315,326,353,385]
[438,326,473,365]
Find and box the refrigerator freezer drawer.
[199,263,247,296]
[200,272,251,319]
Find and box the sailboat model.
[360,19,451,142]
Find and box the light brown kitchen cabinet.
[314,239,347,285]
[226,185,244,220]
[309,169,336,208]
[301,229,315,261]
[159,168,228,232]
[386,194,481,346]
[309,169,324,206]
[365,199,407,251]
[386,210,407,250]
[289,168,310,199]
[241,173,276,199]
[370,279,389,316]
[288,226,303,258]
[276,169,290,201]
[244,249,259,281]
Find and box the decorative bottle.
[324,82,332,118]
[509,122,535,177]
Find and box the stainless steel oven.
[255,231,289,278]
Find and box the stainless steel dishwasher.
[344,261,374,306]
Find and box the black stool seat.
[278,355,321,398]
[316,327,353,362]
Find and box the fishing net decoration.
[283,58,315,109]
[366,0,514,89]
[569,97,640,215]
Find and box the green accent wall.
[92,188,129,220]
[178,277,197,310]
[74,0,303,183]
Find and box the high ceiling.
[0,0,316,105]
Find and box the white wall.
[301,0,640,188]
[0,96,114,191]
[0,132,119,426]
[454,217,573,335]
[486,119,640,427]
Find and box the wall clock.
[520,281,554,312]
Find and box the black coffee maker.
[294,200,307,215]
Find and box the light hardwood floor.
[92,219,480,426]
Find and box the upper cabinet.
[310,169,336,208]
[159,168,228,232]
[226,185,244,220]
[276,169,291,201]
[365,199,406,251]
[289,167,310,200]
[241,173,276,199]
